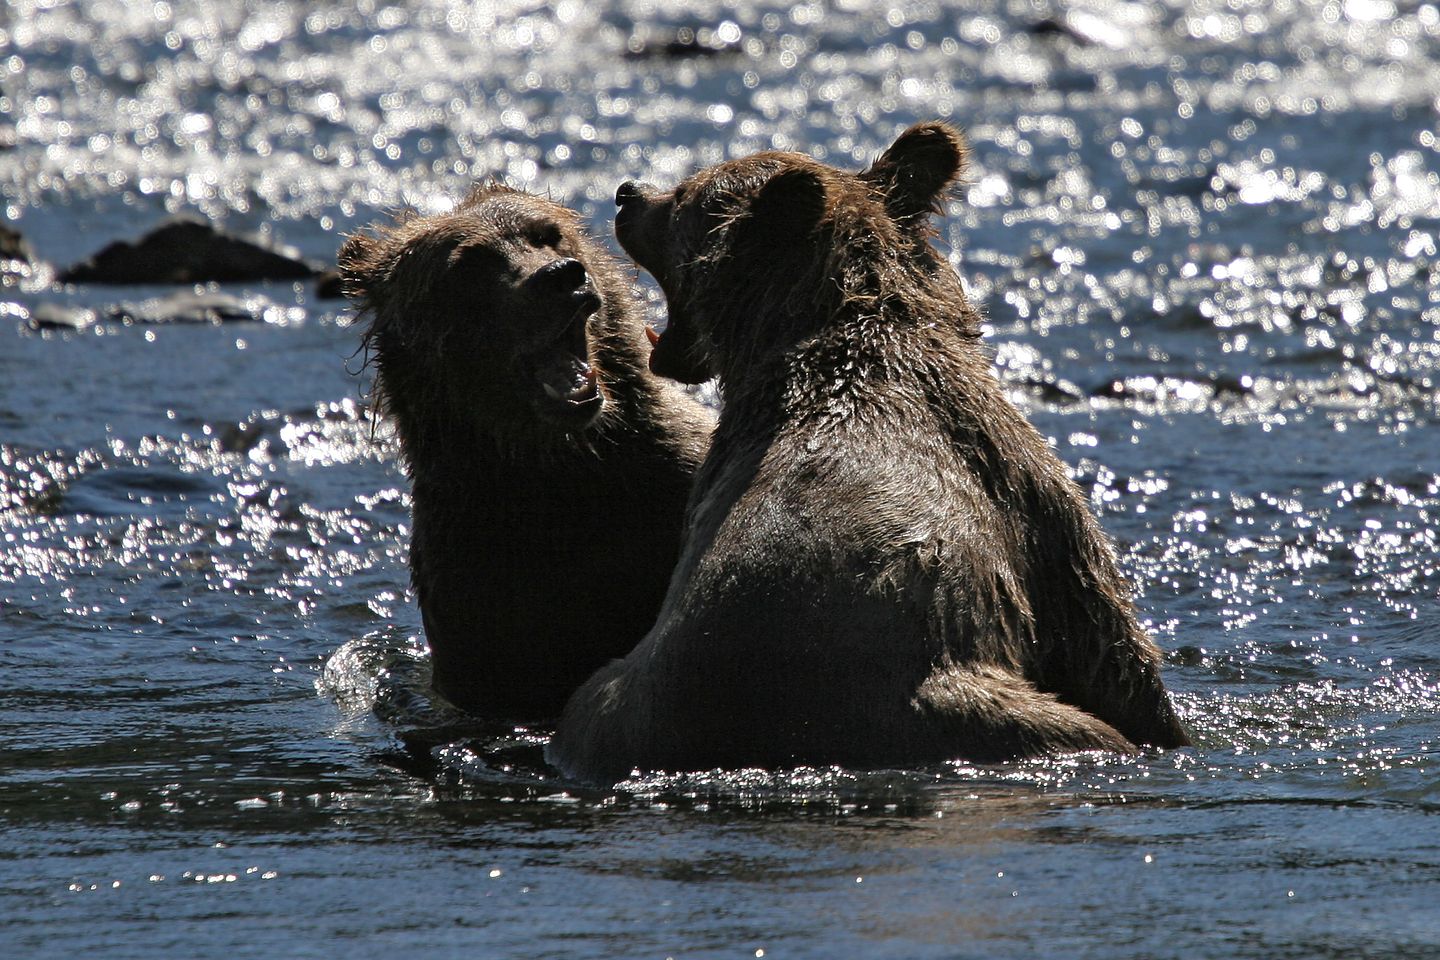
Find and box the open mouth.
[529,291,605,425]
[536,351,600,406]
[644,317,714,384]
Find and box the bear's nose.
[615,181,647,208]
[531,257,588,293]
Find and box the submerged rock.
[58,215,320,285]
[624,24,744,60]
[27,302,99,331]
[1,223,39,286]
[1,223,32,264]
[1018,375,1086,405]
[26,291,302,329]
[313,269,346,300]
[1027,11,1131,49]
[106,290,296,325]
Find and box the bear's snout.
[525,257,600,332]
[614,182,669,282]
[530,257,589,295]
[615,181,662,237]
[615,181,649,208]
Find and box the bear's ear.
[861,121,968,222]
[336,231,383,303]
[734,167,827,246]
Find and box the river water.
[2,1,1438,957]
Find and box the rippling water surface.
[3,1,1439,957]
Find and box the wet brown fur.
[549,124,1190,783]
[339,184,713,716]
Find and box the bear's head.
[615,122,968,385]
[339,184,615,435]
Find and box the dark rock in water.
[1158,168,1219,197]
[27,302,99,331]
[1173,645,1205,666]
[28,291,295,329]
[1028,17,1072,38]
[1027,12,1126,48]
[625,24,743,60]
[1020,375,1086,405]
[1208,373,1255,396]
[1,223,33,264]
[217,419,268,454]
[106,290,274,325]
[1091,378,1143,400]
[1152,301,1214,331]
[58,215,320,285]
[313,269,346,300]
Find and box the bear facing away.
[339,184,713,717]
[547,123,1191,784]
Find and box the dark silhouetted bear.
[548,124,1190,783]
[339,184,713,716]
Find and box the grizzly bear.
[547,123,1191,783]
[338,184,713,717]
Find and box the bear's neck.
[389,369,705,532]
[714,300,963,420]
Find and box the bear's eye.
[527,223,564,249]
[446,244,508,283]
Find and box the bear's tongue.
[536,352,599,404]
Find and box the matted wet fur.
[339,184,713,716]
[548,123,1191,783]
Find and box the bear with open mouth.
[548,124,1191,783]
[339,184,714,717]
